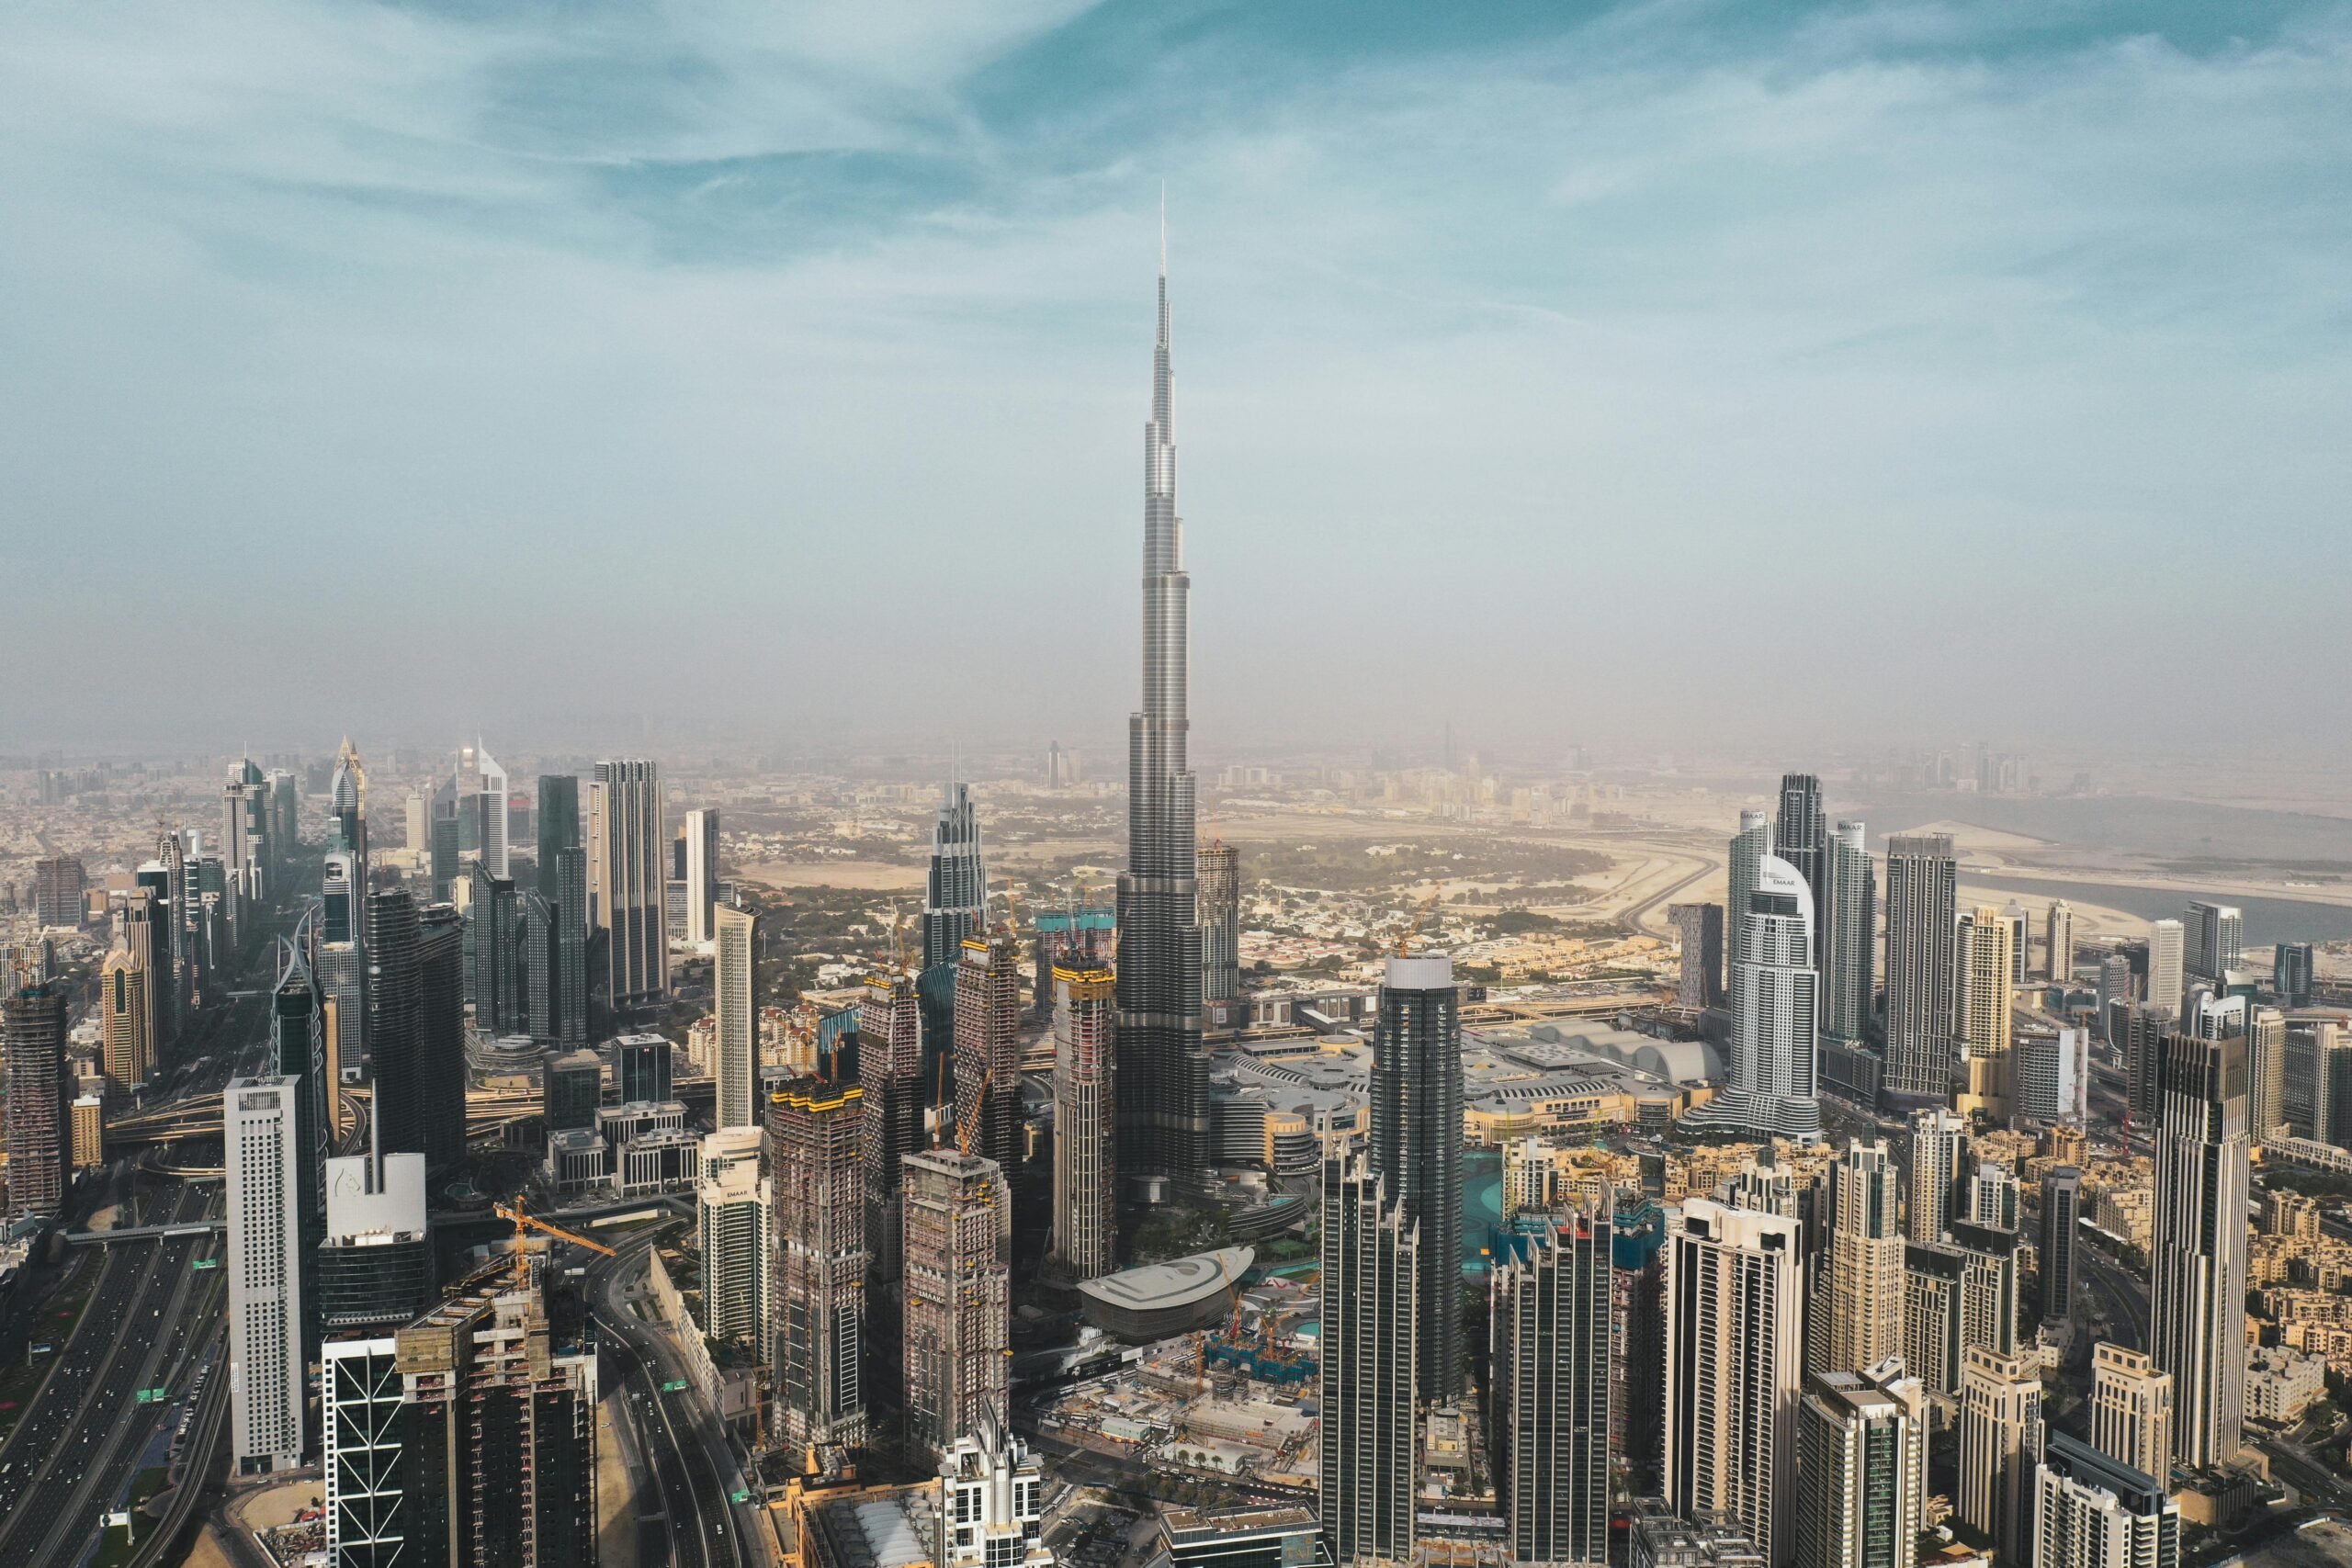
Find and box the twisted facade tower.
[1115,224,1208,1192]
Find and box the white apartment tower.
[228,1076,306,1473]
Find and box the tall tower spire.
[1117,201,1209,1197]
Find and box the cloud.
[0,0,2346,764]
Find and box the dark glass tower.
[1491,1205,1613,1567]
[922,782,988,971]
[416,905,467,1174]
[1319,1155,1418,1567]
[1775,772,1829,966]
[271,941,328,1358]
[537,775,589,1045]
[364,890,423,1164]
[1115,234,1209,1193]
[1368,953,1464,1399]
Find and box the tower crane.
[1394,886,1444,956]
[492,1195,616,1290]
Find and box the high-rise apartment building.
[1727,809,1774,979]
[2032,1432,2180,1568]
[32,854,86,928]
[901,1147,1012,1464]
[681,807,720,946]
[922,784,989,971]
[1199,839,1241,1007]
[1490,1204,1612,1568]
[1961,904,2017,1116]
[4,980,70,1217]
[1319,1154,1419,1568]
[770,1077,868,1454]
[1959,1347,2043,1568]
[1824,1141,1905,1376]
[1367,953,1464,1398]
[593,758,667,1006]
[1906,1105,1968,1244]
[1115,245,1209,1192]
[1968,1161,2019,1230]
[228,1076,307,1473]
[2246,1006,2286,1144]
[1883,834,1958,1102]
[1669,903,1726,1011]
[2149,1031,2249,1470]
[2146,919,2185,1020]
[2045,901,2075,983]
[955,931,1023,1172]
[715,904,760,1131]
[1048,963,1116,1287]
[1666,1198,1805,1564]
[1697,852,1823,1141]
[935,1412,1053,1568]
[699,1126,770,1344]
[1822,822,1875,1048]
[861,975,925,1287]
[2090,1344,2174,1480]
[1794,1361,1928,1568]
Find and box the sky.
[2,0,2347,763]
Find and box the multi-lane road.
[590,1230,763,1568]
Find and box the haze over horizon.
[4,1,2347,759]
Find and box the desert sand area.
[738,859,925,891]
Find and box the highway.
[589,1230,762,1568]
[2081,1245,2150,1354]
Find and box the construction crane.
[492,1194,616,1289]
[1394,886,1444,956]
[888,904,908,976]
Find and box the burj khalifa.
[1115,224,1209,1196]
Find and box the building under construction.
[770,1077,869,1458]
[393,1273,598,1567]
[901,1147,1011,1465]
[1046,963,1116,1288]
[953,931,1022,1172]
[859,976,924,1287]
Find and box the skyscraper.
[1776,773,1830,966]
[318,1153,435,1335]
[3,979,69,1217]
[272,942,328,1356]
[1726,808,1774,979]
[1047,962,1117,1287]
[1319,1154,1419,1568]
[1199,839,1241,1008]
[537,774,589,1045]
[2275,942,2316,1008]
[2041,1167,2081,1325]
[1695,852,1823,1141]
[1794,1361,1928,1568]
[922,784,989,971]
[2032,1433,2181,1568]
[1367,952,1464,1398]
[1959,1346,2043,1568]
[1883,834,1958,1103]
[861,974,925,1288]
[473,741,510,878]
[2247,1005,2286,1143]
[2044,901,2075,983]
[322,1336,409,1566]
[2089,1343,2173,1479]
[1115,237,1209,1193]
[2145,919,2185,1020]
[593,758,667,1007]
[1822,822,1875,1048]
[1669,903,1726,1010]
[681,807,720,946]
[2149,1031,2249,1470]
[228,1076,307,1473]
[715,904,760,1130]
[101,941,153,1094]
[414,903,468,1174]
[1490,1204,1612,1568]
[901,1147,1011,1464]
[2184,901,2242,982]
[1961,904,2016,1116]
[955,930,1022,1173]
[1666,1198,1806,1564]
[365,890,423,1164]
[31,854,86,928]
[465,861,520,1034]
[770,1077,868,1454]
[1824,1140,1905,1376]
[698,1127,770,1344]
